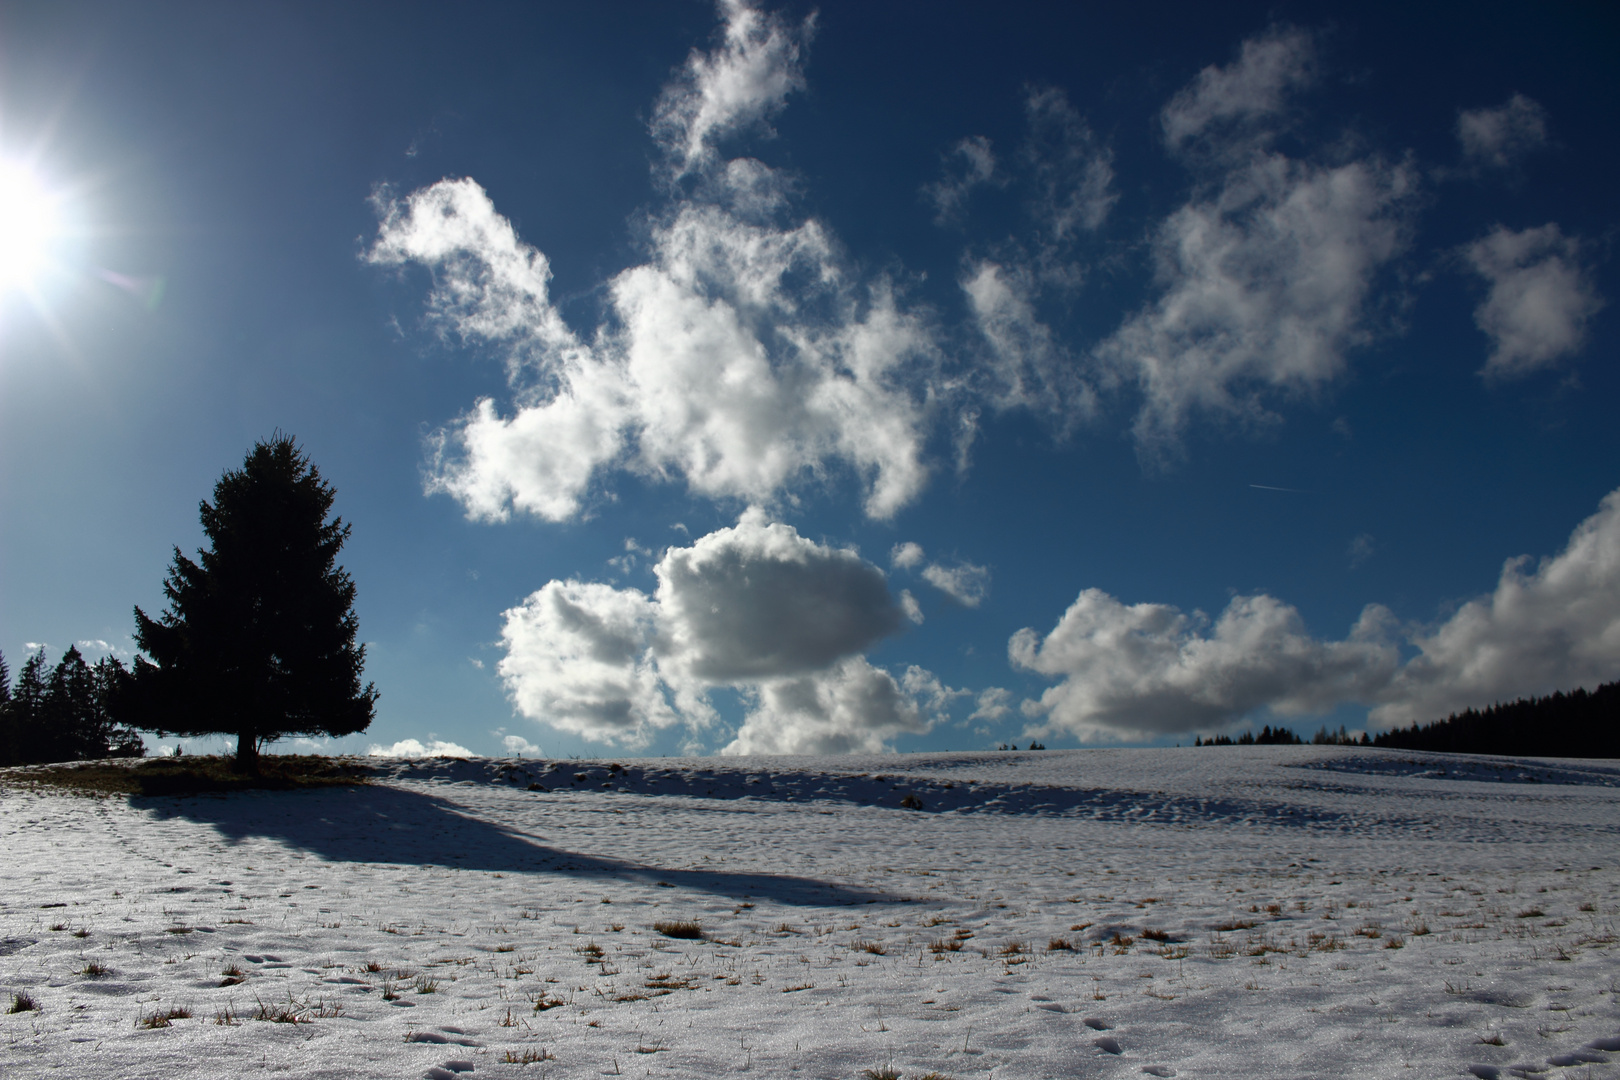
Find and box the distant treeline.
[1370,682,1620,759]
[1191,682,1620,758]
[0,647,145,767]
[1195,724,1367,747]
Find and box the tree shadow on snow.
[133,783,896,907]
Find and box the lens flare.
[0,160,62,290]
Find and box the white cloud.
[372,172,939,523]
[1100,152,1416,456]
[921,559,991,608]
[368,738,474,759]
[498,579,677,749]
[1376,487,1620,726]
[75,638,131,659]
[962,259,1097,423]
[890,541,925,570]
[722,656,928,755]
[496,515,943,753]
[502,734,542,755]
[899,589,924,625]
[1457,94,1549,171]
[651,0,815,177]
[1464,224,1604,381]
[1160,27,1315,154]
[969,686,1013,723]
[1347,532,1375,569]
[1023,87,1116,240]
[653,512,904,682]
[1091,28,1418,459]
[1011,589,1398,741]
[924,136,999,225]
[1012,486,1620,739]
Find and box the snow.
[3,745,1618,1079]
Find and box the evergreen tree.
[92,657,145,759]
[4,649,50,765]
[0,647,146,765]
[118,434,377,771]
[0,650,9,765]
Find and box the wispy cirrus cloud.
[1099,28,1417,460]
[1456,94,1549,172]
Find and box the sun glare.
[0,159,62,290]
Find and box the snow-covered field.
[2,746,1618,1079]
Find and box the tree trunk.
[234,731,260,774]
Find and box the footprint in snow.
[406,1029,478,1047]
[1588,1038,1620,1052]
[1094,1037,1123,1055]
[424,1063,475,1079]
[1547,1050,1609,1067]
[1083,1018,1111,1030]
[1142,1068,1176,1078]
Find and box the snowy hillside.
[2,746,1618,1079]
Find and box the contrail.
[1249,484,1308,493]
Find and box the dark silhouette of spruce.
[0,646,145,766]
[1371,682,1620,758]
[117,433,377,772]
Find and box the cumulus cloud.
[502,734,542,755]
[371,3,939,525]
[368,738,474,758]
[498,580,677,747]
[1013,486,1620,740]
[1160,27,1315,154]
[969,686,1014,723]
[890,541,926,570]
[723,657,929,755]
[1012,589,1398,741]
[495,515,953,753]
[921,559,991,608]
[900,589,924,625]
[1376,487,1620,725]
[1464,224,1604,381]
[653,511,904,682]
[1456,94,1549,171]
[1100,29,1416,457]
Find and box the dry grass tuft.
[8,991,39,1014]
[1047,936,1075,951]
[138,1005,191,1028]
[5,754,372,798]
[653,919,704,940]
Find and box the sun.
[0,159,63,291]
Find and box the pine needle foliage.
[119,434,377,771]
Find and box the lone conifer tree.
[120,434,377,771]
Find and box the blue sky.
[2,1,1616,758]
